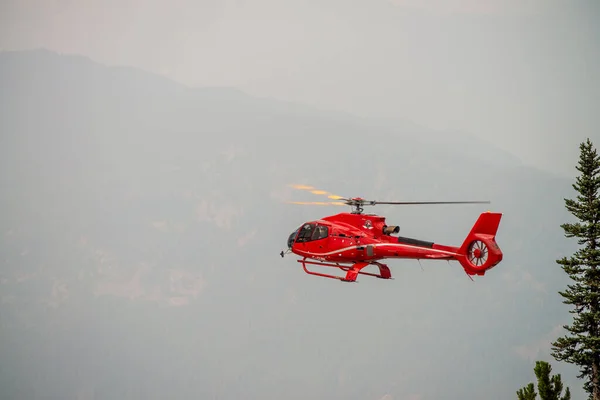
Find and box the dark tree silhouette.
[552,138,600,399]
[517,361,571,400]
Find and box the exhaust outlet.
[383,225,400,235]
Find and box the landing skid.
[298,258,392,282]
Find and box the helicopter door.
[310,224,330,251]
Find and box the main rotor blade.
[288,184,347,200]
[286,184,490,208]
[286,201,346,206]
[372,200,490,205]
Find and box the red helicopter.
[280,184,503,282]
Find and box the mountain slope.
[0,49,582,400]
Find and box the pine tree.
[517,382,537,400]
[551,138,600,399]
[517,360,571,400]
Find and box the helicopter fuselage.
[287,212,459,264]
[282,185,502,282]
[283,211,503,282]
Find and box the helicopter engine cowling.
[383,225,400,235]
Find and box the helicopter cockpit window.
[295,223,315,243]
[296,223,328,243]
[311,225,329,241]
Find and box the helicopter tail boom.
[452,212,503,276]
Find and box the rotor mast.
[348,198,366,214]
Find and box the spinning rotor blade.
[287,201,346,206]
[286,183,491,212]
[288,184,347,201]
[371,200,490,205]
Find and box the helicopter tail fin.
[456,212,503,276]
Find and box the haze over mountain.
[2,0,598,177]
[0,49,586,399]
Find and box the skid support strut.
[298,258,392,282]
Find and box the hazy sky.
[2,4,598,398]
[1,0,599,176]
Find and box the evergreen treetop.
[517,360,570,400]
[551,138,600,399]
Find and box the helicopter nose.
[287,229,298,249]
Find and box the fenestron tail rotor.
[285,184,491,214]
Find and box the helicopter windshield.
[295,223,329,243]
[287,229,299,248]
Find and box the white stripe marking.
[295,242,458,257]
